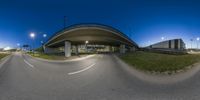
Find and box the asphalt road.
[0,52,200,100]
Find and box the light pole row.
[190,37,200,49]
[29,32,47,54]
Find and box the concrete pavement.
[0,52,200,100]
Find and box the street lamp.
[30,32,35,39]
[41,41,44,44]
[161,37,165,40]
[43,34,47,38]
[85,41,89,52]
[42,34,47,53]
[30,32,36,55]
[197,37,200,49]
[191,39,193,49]
[85,40,89,44]
[17,43,20,46]
[17,43,20,51]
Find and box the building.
[44,24,138,57]
[148,39,186,51]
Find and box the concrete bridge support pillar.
[120,44,125,54]
[65,41,71,57]
[74,45,79,55]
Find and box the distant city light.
[30,32,35,38]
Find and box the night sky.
[0,0,200,49]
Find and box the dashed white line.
[24,59,34,68]
[68,63,96,75]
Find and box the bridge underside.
[44,27,138,57]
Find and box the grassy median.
[119,51,200,72]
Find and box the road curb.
[24,54,96,63]
[0,55,12,74]
[113,55,200,84]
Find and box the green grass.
[0,53,9,60]
[119,51,200,72]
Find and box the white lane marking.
[68,63,96,75]
[24,59,34,68]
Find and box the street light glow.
[161,37,165,40]
[197,37,200,41]
[85,40,89,44]
[43,34,47,38]
[197,37,200,49]
[17,43,20,46]
[30,32,35,38]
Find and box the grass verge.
[119,51,200,73]
[0,53,9,60]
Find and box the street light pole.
[42,34,47,53]
[17,43,20,51]
[197,37,200,49]
[161,37,165,41]
[30,32,35,55]
[190,39,193,49]
[85,41,89,53]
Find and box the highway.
[0,52,200,100]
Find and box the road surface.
[0,52,200,100]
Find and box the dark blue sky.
[0,0,200,49]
